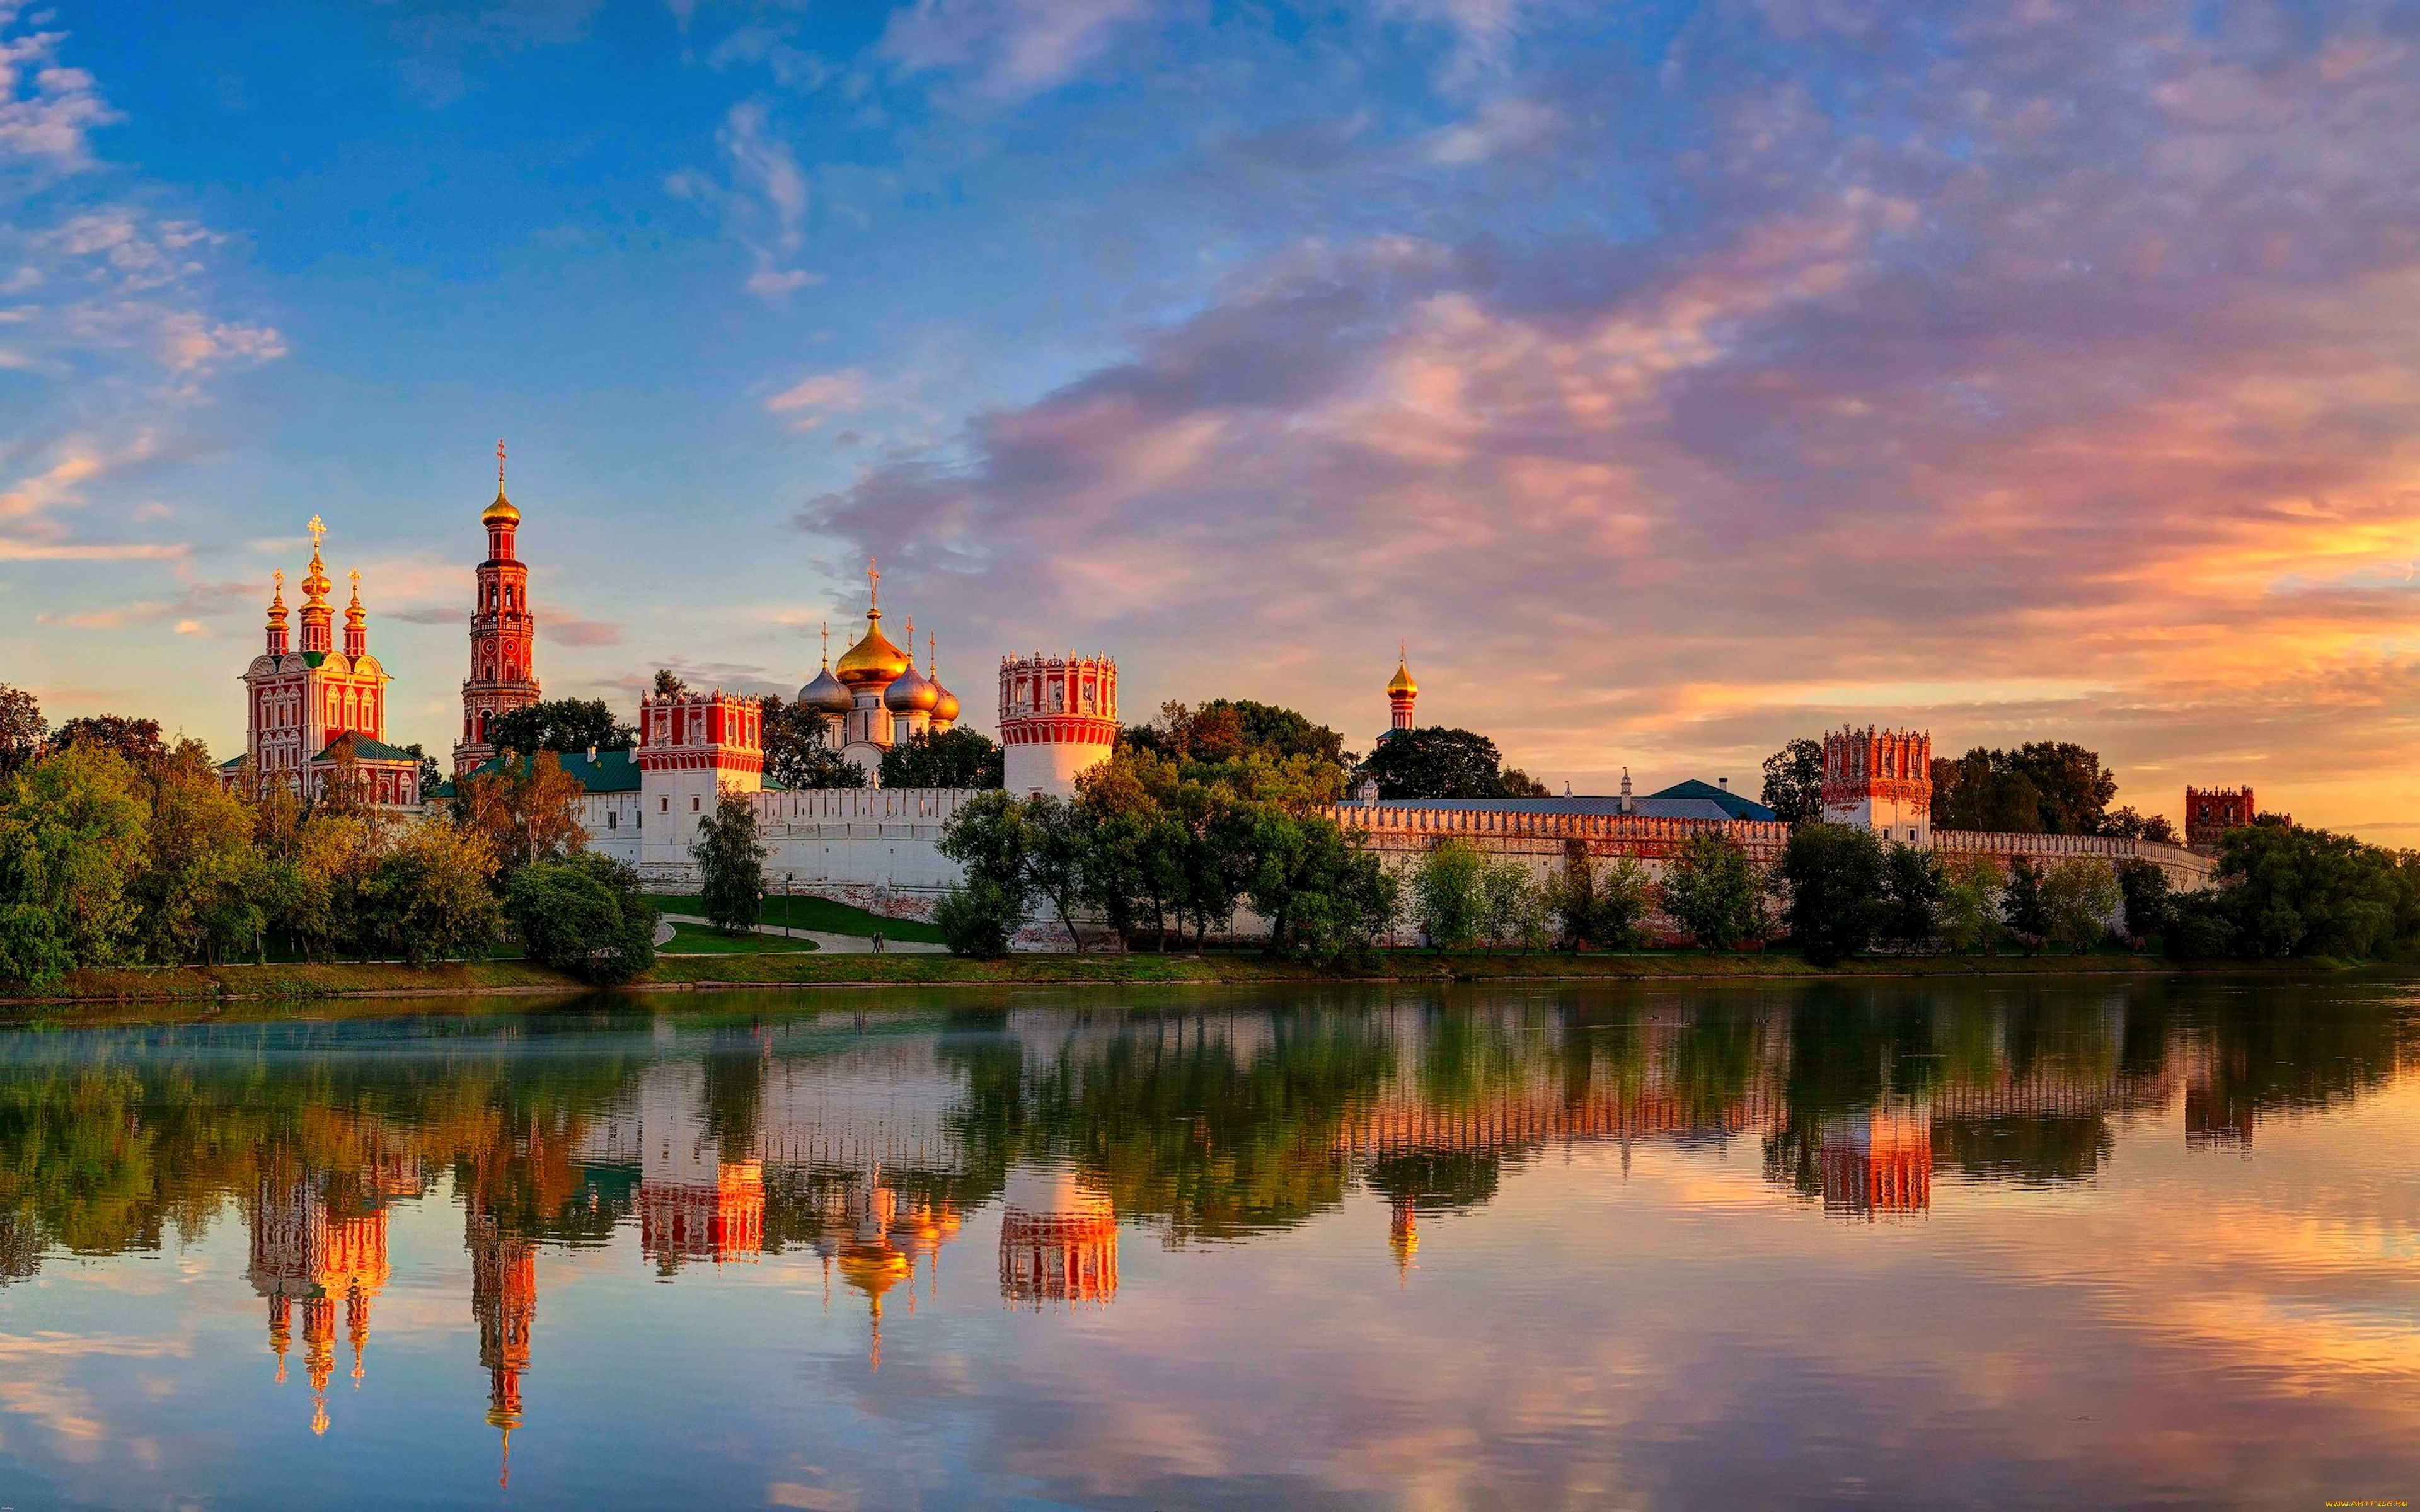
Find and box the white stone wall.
[1003,738,1111,799]
[1824,793,1931,847]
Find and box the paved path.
[657,913,948,956]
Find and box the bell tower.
[454,441,543,774]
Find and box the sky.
[4,0,2419,835]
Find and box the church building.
[224,516,422,808]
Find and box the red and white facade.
[452,451,541,774]
[999,653,1119,798]
[1821,726,1933,845]
[634,689,763,866]
[230,518,420,808]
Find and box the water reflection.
[0,980,2414,1506]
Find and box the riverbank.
[0,946,2355,1007]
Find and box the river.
[0,977,2412,1508]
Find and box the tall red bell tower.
[453,441,543,774]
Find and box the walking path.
[657,913,948,956]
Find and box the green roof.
[313,734,420,765]
[299,650,327,668]
[1645,778,1778,821]
[453,747,642,794]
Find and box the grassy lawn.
[660,922,819,956]
[640,892,948,944]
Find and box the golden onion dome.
[834,612,912,687]
[884,661,938,713]
[930,679,960,724]
[1386,656,1417,698]
[481,488,519,528]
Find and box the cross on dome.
[308,515,326,551]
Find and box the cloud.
[387,0,604,107]
[1425,96,1557,164]
[879,0,1150,103]
[1378,0,1534,88]
[794,1,2420,832]
[667,99,824,301]
[0,11,120,170]
[766,369,867,430]
[544,614,625,647]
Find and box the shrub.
[1410,839,1487,950]
[1662,832,1759,951]
[935,875,1023,957]
[508,852,657,985]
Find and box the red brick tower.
[2184,786,2254,855]
[453,441,542,774]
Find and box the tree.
[1661,831,1759,950]
[401,743,444,801]
[1497,768,1551,798]
[1023,794,1092,949]
[1410,839,1487,949]
[879,728,1004,789]
[1931,743,2122,835]
[0,745,149,983]
[0,685,45,776]
[508,852,658,985]
[359,818,503,964]
[1877,842,1942,947]
[652,670,690,697]
[51,715,166,770]
[933,876,1022,957]
[2001,857,2050,942]
[1934,854,2004,952]
[761,697,868,790]
[2039,859,2122,952]
[691,789,768,936]
[937,791,1037,950]
[1781,823,1884,965]
[134,740,266,965]
[1478,857,1548,948]
[2104,807,2179,844]
[2215,823,2405,959]
[2117,858,2172,942]
[457,752,587,871]
[1760,737,1827,825]
[1359,728,1515,800]
[1127,699,1349,770]
[486,698,635,757]
[1547,852,1652,949]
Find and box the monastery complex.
[228,458,2220,940]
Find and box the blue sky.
[8,1,2420,830]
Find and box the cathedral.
[224,516,422,808]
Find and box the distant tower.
[468,1204,536,1491]
[1821,726,1933,845]
[1383,646,1417,740]
[2184,786,2254,855]
[454,442,542,775]
[999,651,1119,798]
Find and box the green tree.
[1022,794,1092,949]
[1546,850,1654,949]
[1661,831,1759,951]
[2040,859,2122,953]
[2002,857,2051,942]
[1127,699,1349,770]
[1760,737,1826,825]
[761,697,868,790]
[359,818,504,964]
[2216,823,2404,959]
[1931,743,2122,835]
[132,741,265,965]
[1877,842,1942,947]
[52,715,166,770]
[1934,853,2004,952]
[691,789,768,936]
[933,874,1024,957]
[1478,858,1548,948]
[1781,823,1884,965]
[1357,728,1518,800]
[1247,810,1397,960]
[652,670,690,697]
[879,727,1004,789]
[0,745,150,982]
[508,852,658,984]
[2117,858,2172,942]
[485,698,636,757]
[1410,839,1487,949]
[0,684,45,776]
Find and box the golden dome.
[931,680,959,725]
[481,489,519,528]
[885,661,938,713]
[834,612,912,688]
[1386,655,1417,698]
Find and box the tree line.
[0,684,660,989]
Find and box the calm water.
[0,979,2415,1509]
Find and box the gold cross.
[307,515,325,550]
[497,438,506,490]
[867,556,879,609]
